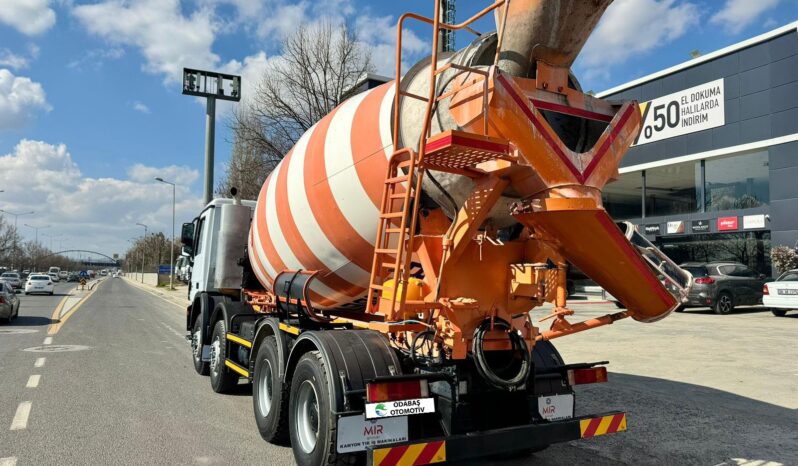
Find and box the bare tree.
[218,20,375,199]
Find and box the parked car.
[679,262,768,314]
[48,273,60,283]
[25,274,55,295]
[0,272,22,290]
[763,269,798,317]
[0,281,20,323]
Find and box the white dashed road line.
[43,337,52,345]
[10,402,31,430]
[0,457,18,466]
[34,357,45,368]
[26,375,40,388]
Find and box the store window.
[657,231,771,276]
[603,172,642,219]
[645,161,701,216]
[705,150,769,211]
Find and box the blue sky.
[0,0,795,256]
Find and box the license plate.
[778,289,798,295]
[337,415,408,453]
[365,398,435,419]
[538,394,574,421]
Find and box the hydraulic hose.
[471,318,531,391]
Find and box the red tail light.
[568,367,608,385]
[0,296,6,304]
[763,284,769,295]
[367,379,429,402]
[694,277,715,285]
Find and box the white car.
[48,273,60,283]
[763,269,798,317]
[25,274,55,295]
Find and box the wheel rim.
[210,337,221,375]
[294,380,319,454]
[257,359,274,417]
[719,295,731,313]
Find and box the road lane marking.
[123,278,186,311]
[10,402,31,430]
[48,280,105,335]
[26,375,40,388]
[43,337,52,345]
[0,457,17,466]
[158,321,186,340]
[34,357,45,367]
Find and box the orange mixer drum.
[247,83,397,309]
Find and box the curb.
[123,277,189,311]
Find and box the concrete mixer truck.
[179,1,693,465]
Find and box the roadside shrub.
[770,245,798,273]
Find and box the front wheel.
[253,336,289,443]
[192,318,209,376]
[289,351,355,466]
[713,292,734,315]
[771,309,788,317]
[209,320,238,393]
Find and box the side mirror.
[181,222,195,253]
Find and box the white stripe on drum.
[379,83,396,159]
[287,123,372,287]
[251,198,277,284]
[265,158,352,304]
[248,228,272,288]
[324,91,379,246]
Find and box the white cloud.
[710,0,781,34]
[355,14,427,76]
[0,50,29,70]
[0,0,56,36]
[131,101,150,114]
[127,163,199,184]
[0,140,203,256]
[73,0,220,83]
[67,47,125,70]
[577,0,700,81]
[0,69,51,130]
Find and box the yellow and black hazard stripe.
[372,440,445,466]
[580,413,627,438]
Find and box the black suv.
[680,262,768,314]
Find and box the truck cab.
[180,196,256,375]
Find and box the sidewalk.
[122,276,190,310]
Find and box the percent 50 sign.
[634,79,725,146]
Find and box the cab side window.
[194,218,205,255]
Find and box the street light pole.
[155,177,176,290]
[24,223,50,272]
[0,209,34,270]
[136,223,148,280]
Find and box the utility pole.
[182,68,241,205]
[440,0,456,52]
[0,209,33,270]
[155,177,176,290]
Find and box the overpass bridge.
[38,250,120,268]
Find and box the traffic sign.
[158,265,172,274]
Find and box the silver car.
[0,272,22,289]
[0,281,20,323]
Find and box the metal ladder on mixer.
[365,0,512,314]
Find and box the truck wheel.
[209,320,238,393]
[289,351,355,466]
[192,318,209,376]
[713,292,734,315]
[253,335,289,444]
[771,309,788,317]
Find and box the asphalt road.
[0,280,795,465]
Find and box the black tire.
[771,309,788,317]
[0,317,7,324]
[613,301,626,309]
[49,292,53,296]
[24,292,28,295]
[289,351,356,466]
[253,336,289,444]
[209,320,238,393]
[674,304,685,312]
[192,317,209,376]
[713,292,734,315]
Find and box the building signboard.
[644,224,661,235]
[717,216,739,231]
[634,79,725,146]
[691,219,710,232]
[666,221,685,234]
[743,214,766,229]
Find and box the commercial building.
[599,22,798,276]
